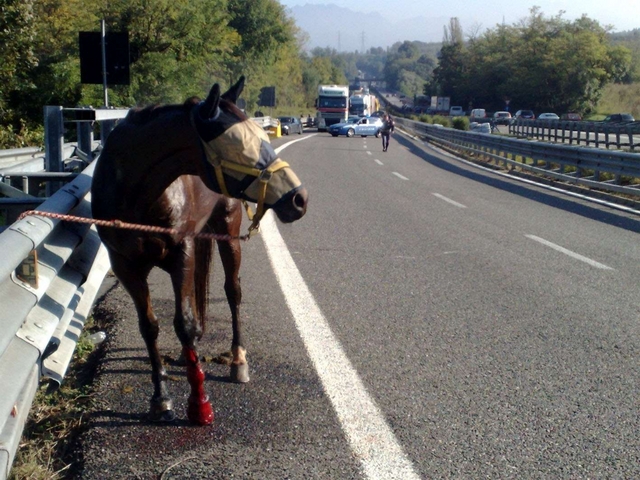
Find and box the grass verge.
[8,321,105,480]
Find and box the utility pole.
[361,31,366,53]
[100,19,109,107]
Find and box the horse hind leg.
[107,250,175,422]
[170,238,214,425]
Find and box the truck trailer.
[349,93,379,117]
[316,85,350,131]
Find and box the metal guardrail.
[509,119,640,151]
[396,117,640,199]
[0,160,111,480]
[251,116,279,128]
[0,147,43,171]
[0,106,131,480]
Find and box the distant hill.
[287,3,447,51]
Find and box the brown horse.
[91,77,308,425]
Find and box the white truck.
[349,93,379,117]
[316,85,350,131]
[430,96,451,114]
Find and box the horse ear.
[201,83,221,119]
[221,76,245,104]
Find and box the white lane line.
[261,214,421,480]
[392,172,409,181]
[432,193,467,209]
[525,234,614,270]
[367,151,372,155]
[374,159,384,165]
[270,141,420,479]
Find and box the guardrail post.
[44,106,64,196]
[77,122,94,162]
[100,120,117,144]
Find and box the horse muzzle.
[272,186,308,223]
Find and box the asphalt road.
[74,127,640,479]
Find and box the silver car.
[278,116,303,135]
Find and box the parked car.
[538,112,560,120]
[470,108,487,120]
[602,113,635,123]
[561,113,582,121]
[449,106,464,116]
[513,109,535,120]
[328,116,383,137]
[278,116,303,135]
[493,111,512,125]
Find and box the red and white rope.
[17,210,251,242]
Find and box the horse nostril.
[293,191,307,211]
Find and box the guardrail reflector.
[16,250,38,289]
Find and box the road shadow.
[395,132,640,234]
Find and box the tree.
[432,9,632,114]
[383,41,436,95]
[95,0,237,106]
[226,0,303,111]
[431,41,467,104]
[0,0,38,128]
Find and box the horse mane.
[125,96,202,125]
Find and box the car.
[561,113,582,121]
[470,108,486,120]
[493,111,512,125]
[538,112,560,120]
[602,113,635,123]
[278,116,303,135]
[449,106,464,116]
[328,116,383,137]
[513,109,535,120]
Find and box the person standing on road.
[380,113,395,152]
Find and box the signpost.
[79,20,130,107]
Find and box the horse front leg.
[210,198,249,384]
[170,239,214,426]
[107,251,175,422]
[217,236,248,383]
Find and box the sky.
[278,0,640,35]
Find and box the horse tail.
[194,233,213,334]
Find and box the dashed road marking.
[525,234,614,270]
[432,193,467,208]
[392,172,409,181]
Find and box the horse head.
[192,77,308,227]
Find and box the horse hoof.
[230,363,250,383]
[187,395,214,425]
[149,398,175,422]
[148,409,176,423]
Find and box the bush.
[452,116,469,130]
[0,122,44,149]
[431,115,450,128]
